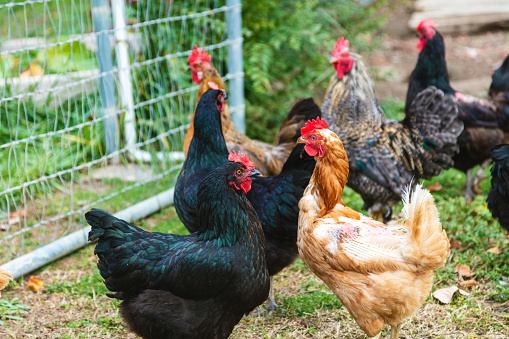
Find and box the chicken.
[321,37,462,221]
[297,118,450,339]
[85,158,269,339]
[406,20,509,201]
[184,45,315,176]
[174,85,318,310]
[487,144,509,232]
[0,268,13,296]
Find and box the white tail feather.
[398,183,450,271]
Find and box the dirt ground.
[370,29,509,101]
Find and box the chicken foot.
[472,159,492,195]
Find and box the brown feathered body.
[184,65,314,176]
[297,128,450,338]
[321,53,462,220]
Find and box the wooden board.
[409,0,509,33]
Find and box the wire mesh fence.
[0,0,243,269]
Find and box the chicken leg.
[389,323,402,339]
[472,159,492,195]
[464,169,475,203]
[267,276,278,312]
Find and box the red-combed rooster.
[184,45,318,176]
[321,37,462,221]
[86,155,269,339]
[297,118,449,339]
[406,19,509,201]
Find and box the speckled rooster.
[321,37,463,221]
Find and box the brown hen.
[297,118,450,339]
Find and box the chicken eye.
[236,169,242,175]
[311,135,316,140]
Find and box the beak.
[223,93,228,100]
[297,136,306,144]
[249,169,263,177]
[329,57,337,64]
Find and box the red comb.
[332,37,350,58]
[301,117,329,136]
[417,19,438,32]
[188,45,211,65]
[228,151,255,170]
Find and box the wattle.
[191,72,200,84]
[240,178,252,194]
[305,144,318,157]
[417,38,426,53]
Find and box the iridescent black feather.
[487,144,509,232]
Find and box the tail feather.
[86,208,142,246]
[399,184,450,271]
[274,98,322,146]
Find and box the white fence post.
[92,0,118,154]
[226,0,245,134]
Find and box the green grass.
[0,0,92,39]
[0,297,29,325]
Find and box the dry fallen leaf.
[458,289,469,296]
[10,209,25,219]
[454,264,474,278]
[449,237,462,250]
[433,286,458,303]
[487,247,501,255]
[0,269,13,290]
[433,286,469,303]
[20,63,44,77]
[459,279,479,288]
[26,275,44,291]
[428,183,443,192]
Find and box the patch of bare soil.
[369,30,509,101]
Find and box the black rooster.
[174,88,318,310]
[406,19,509,201]
[487,144,509,233]
[86,160,269,339]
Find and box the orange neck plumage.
[309,132,350,217]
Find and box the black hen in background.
[406,19,509,201]
[174,89,319,310]
[487,144,509,233]
[86,161,269,339]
